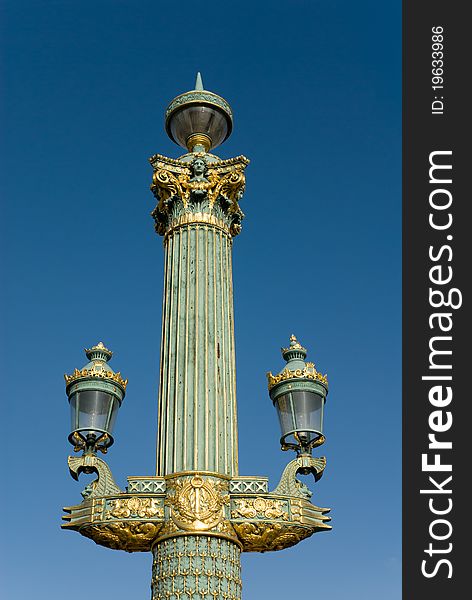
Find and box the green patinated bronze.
[152,536,241,600]
[62,464,331,553]
[65,342,127,453]
[151,151,248,477]
[65,343,127,404]
[63,76,331,600]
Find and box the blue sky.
[1,1,400,598]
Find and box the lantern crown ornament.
[64,342,127,454]
[267,336,328,455]
[165,72,233,153]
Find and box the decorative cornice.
[164,211,233,238]
[149,153,193,172]
[266,365,328,391]
[165,90,233,121]
[64,367,128,390]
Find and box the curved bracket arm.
[271,456,326,499]
[67,455,122,500]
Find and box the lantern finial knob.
[85,341,113,362]
[281,334,307,362]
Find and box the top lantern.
[165,73,233,153]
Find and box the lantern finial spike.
[195,72,204,90]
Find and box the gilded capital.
[149,152,249,237]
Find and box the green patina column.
[154,181,241,476]
[149,75,248,600]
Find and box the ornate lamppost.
[62,74,332,600]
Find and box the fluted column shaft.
[150,152,248,600]
[156,223,238,476]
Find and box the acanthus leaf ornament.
[232,522,315,553]
[80,522,163,552]
[151,168,190,205]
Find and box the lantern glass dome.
[168,105,230,151]
[274,389,325,454]
[69,389,120,443]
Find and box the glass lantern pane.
[70,393,79,432]
[170,106,229,149]
[70,390,117,438]
[107,397,120,434]
[292,390,324,435]
[275,393,296,437]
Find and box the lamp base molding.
[62,460,331,556]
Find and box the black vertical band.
[403,2,468,596]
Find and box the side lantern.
[268,335,328,456]
[64,342,127,455]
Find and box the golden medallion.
[167,476,228,532]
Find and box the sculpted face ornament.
[190,157,208,180]
[188,157,210,201]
